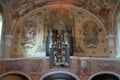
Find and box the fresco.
[82,21,99,48]
[11,7,46,57]
[8,0,49,20]
[21,20,37,53]
[11,5,108,57]
[43,7,75,37]
[5,0,117,25]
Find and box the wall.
[0,0,119,58]
[0,57,120,80]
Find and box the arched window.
[0,15,2,39]
[0,2,3,58]
[0,14,2,57]
[116,14,120,57]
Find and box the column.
[3,35,14,58]
[106,34,115,58]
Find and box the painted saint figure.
[82,21,99,48]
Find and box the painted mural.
[8,0,49,20]
[21,20,37,53]
[2,0,118,58]
[6,0,118,34]
[11,7,46,57]
[11,5,108,58]
[43,8,75,34]
[82,21,99,48]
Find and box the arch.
[112,1,120,37]
[12,4,107,35]
[40,71,80,80]
[0,71,31,80]
[113,1,120,28]
[88,71,120,80]
[0,0,12,34]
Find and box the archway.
[40,71,80,80]
[89,72,120,80]
[0,72,31,80]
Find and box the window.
[116,14,120,57]
[0,14,2,57]
[0,15,2,39]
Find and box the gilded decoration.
[11,5,108,57]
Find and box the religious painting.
[11,8,45,57]
[82,21,99,48]
[11,5,108,57]
[21,20,37,53]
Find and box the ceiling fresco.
[5,0,118,34]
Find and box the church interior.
[0,0,120,80]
